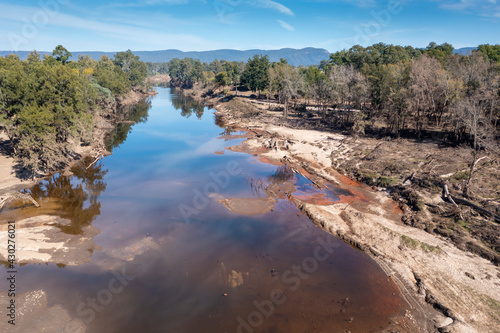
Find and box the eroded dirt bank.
[212,101,500,333]
[0,89,153,199]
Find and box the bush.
[91,83,114,103]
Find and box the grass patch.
[452,171,469,181]
[226,99,260,118]
[384,160,409,174]
[420,242,441,253]
[401,235,419,249]
[378,176,398,187]
[456,219,470,230]
[356,169,379,186]
[401,235,441,253]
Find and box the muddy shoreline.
[207,97,500,332]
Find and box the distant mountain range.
[0,47,480,66]
[454,47,477,55]
[0,47,331,67]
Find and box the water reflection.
[243,163,352,207]
[0,156,105,266]
[171,88,205,119]
[268,164,295,183]
[1,88,409,332]
[105,99,151,152]
[26,156,107,234]
[214,115,240,137]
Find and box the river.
[0,87,407,332]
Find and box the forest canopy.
[0,46,148,177]
[150,43,499,150]
[148,42,499,199]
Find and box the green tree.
[168,58,204,88]
[113,50,148,87]
[240,55,270,94]
[94,55,131,95]
[52,45,72,65]
[215,71,230,88]
[423,42,454,63]
[477,44,500,63]
[300,66,325,106]
[329,43,422,71]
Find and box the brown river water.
[0,87,408,332]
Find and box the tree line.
[149,42,499,149]
[0,46,148,177]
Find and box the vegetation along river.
[0,87,409,332]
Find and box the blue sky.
[0,0,498,52]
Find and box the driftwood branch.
[297,169,322,189]
[290,166,321,189]
[86,155,103,170]
[449,195,500,223]
[442,184,463,220]
[1,193,40,210]
[443,185,500,223]
[23,193,40,207]
[443,184,458,208]
[0,197,9,211]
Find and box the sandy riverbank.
[209,97,500,333]
[0,133,34,196]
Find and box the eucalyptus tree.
[448,52,500,196]
[408,54,449,131]
[113,50,148,87]
[270,62,302,118]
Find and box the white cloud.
[0,4,215,51]
[277,20,295,31]
[435,0,500,17]
[252,0,294,16]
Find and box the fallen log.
[2,193,40,209]
[23,193,40,208]
[442,184,463,220]
[0,197,8,211]
[296,169,322,189]
[443,185,500,223]
[442,185,458,208]
[449,195,500,223]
